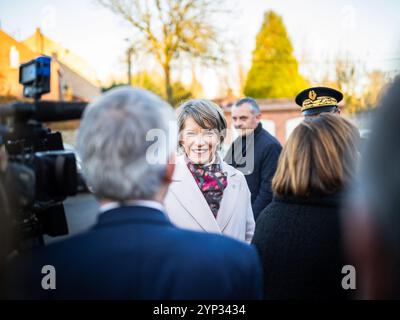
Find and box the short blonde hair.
[272,113,359,198]
[176,99,227,147]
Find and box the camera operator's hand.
[0,145,12,297]
[0,146,7,173]
[0,145,16,263]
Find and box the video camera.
[0,56,87,252]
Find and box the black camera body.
[0,56,87,251]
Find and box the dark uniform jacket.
[224,123,281,220]
[252,192,349,300]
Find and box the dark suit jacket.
[252,193,349,300]
[224,123,281,220]
[4,205,263,299]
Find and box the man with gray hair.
[3,87,263,299]
[224,97,281,220]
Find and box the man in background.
[224,97,281,220]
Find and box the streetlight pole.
[127,46,133,86]
[125,38,134,86]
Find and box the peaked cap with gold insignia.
[295,87,343,116]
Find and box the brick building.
[0,28,100,102]
[0,29,38,98]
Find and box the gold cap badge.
[309,90,317,101]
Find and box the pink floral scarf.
[186,158,228,218]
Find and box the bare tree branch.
[97,0,228,104]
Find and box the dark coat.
[224,123,281,220]
[252,193,349,300]
[4,205,263,299]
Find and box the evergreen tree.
[244,11,308,98]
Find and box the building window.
[285,117,303,140]
[9,46,20,69]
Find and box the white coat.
[164,155,255,243]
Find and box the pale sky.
[1,0,399,98]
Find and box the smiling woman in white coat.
[164,99,255,243]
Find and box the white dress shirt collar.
[99,200,165,214]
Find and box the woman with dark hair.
[252,113,360,299]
